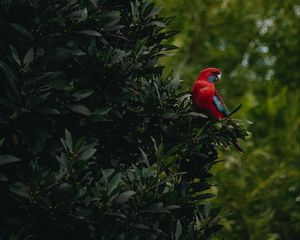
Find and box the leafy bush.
[0,0,247,239]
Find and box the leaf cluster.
[0,0,247,239]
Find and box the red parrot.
[192,67,229,119]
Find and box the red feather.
[192,67,226,119]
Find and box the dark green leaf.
[9,45,21,65]
[115,191,136,204]
[162,44,178,50]
[108,173,122,195]
[139,147,150,167]
[0,154,21,166]
[10,23,34,39]
[204,202,211,219]
[68,104,91,116]
[188,112,208,118]
[9,182,30,199]
[55,47,86,57]
[69,8,88,22]
[89,0,98,8]
[228,103,243,117]
[165,205,180,210]
[93,106,112,116]
[57,152,69,171]
[76,30,102,37]
[197,193,215,200]
[130,2,139,21]
[65,129,73,151]
[72,90,94,101]
[58,182,72,192]
[23,47,34,66]
[34,108,60,115]
[77,147,97,161]
[131,224,150,230]
[161,112,178,119]
[147,7,161,18]
[175,219,182,240]
[146,21,167,28]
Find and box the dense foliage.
[0,0,247,239]
[155,0,300,239]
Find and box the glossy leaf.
[115,191,136,204]
[23,47,34,66]
[67,104,91,116]
[76,30,102,37]
[9,45,21,65]
[175,220,182,240]
[0,155,21,166]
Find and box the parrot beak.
[217,73,222,81]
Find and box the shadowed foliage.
[0,0,247,239]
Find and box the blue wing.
[213,94,230,116]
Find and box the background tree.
[0,0,247,239]
[155,0,300,239]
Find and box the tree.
[0,0,247,239]
[154,0,300,239]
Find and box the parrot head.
[197,67,222,83]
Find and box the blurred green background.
[155,0,300,239]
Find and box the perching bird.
[192,67,229,119]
